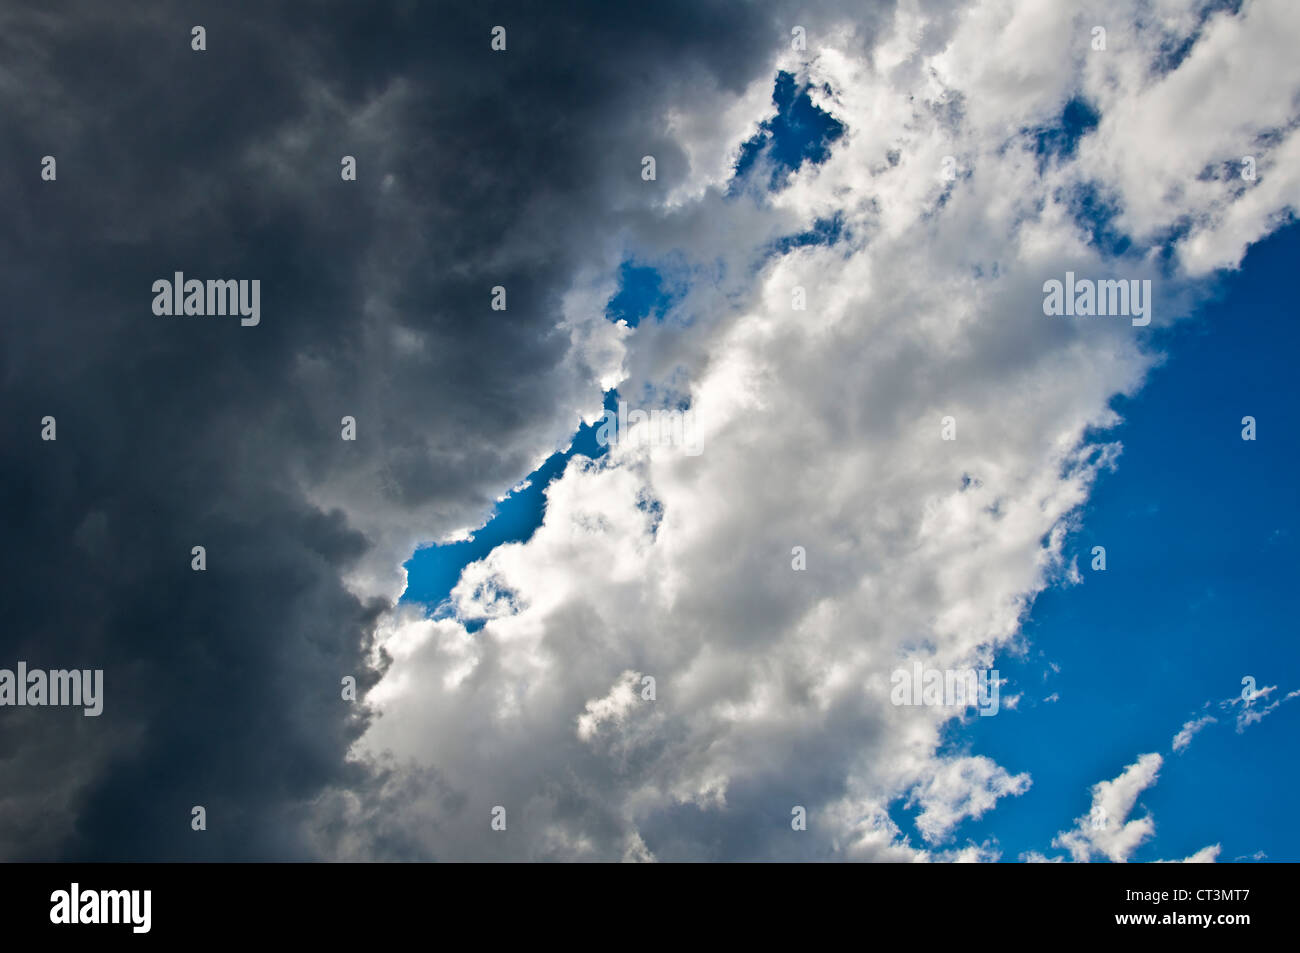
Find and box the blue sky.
[940,222,1300,862]
[401,399,610,630]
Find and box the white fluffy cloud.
[1171,714,1217,752]
[909,756,1032,844]
[1046,753,1219,863]
[1221,683,1299,733]
[322,0,1300,861]
[1053,753,1163,862]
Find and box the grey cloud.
[0,0,820,859]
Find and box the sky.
[1,0,1296,862]
[935,221,1300,863]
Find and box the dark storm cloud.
[0,0,815,858]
